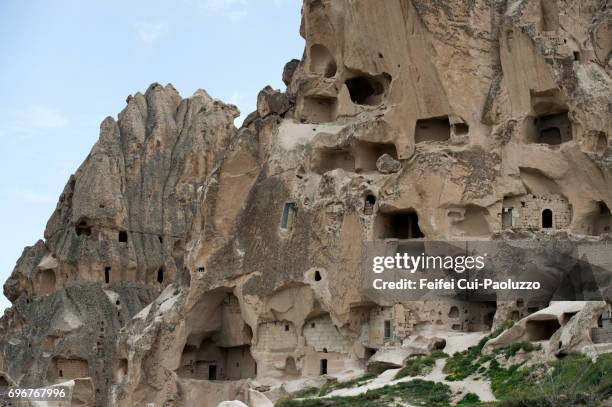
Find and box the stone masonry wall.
[592,320,612,344]
[368,307,394,345]
[501,194,572,230]
[303,315,351,354]
[256,321,297,352]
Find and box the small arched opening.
[483,312,496,329]
[309,44,337,78]
[542,209,553,228]
[596,133,608,153]
[75,219,92,237]
[157,267,164,283]
[344,73,390,106]
[320,359,328,375]
[285,357,299,376]
[118,230,128,243]
[364,194,376,215]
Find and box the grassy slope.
[275,321,612,407]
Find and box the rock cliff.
[1,1,611,406]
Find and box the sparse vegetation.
[443,320,515,381]
[291,387,320,399]
[498,341,537,359]
[456,392,481,405]
[276,379,452,407]
[277,320,611,407]
[395,350,448,379]
[487,352,612,405]
[318,372,378,396]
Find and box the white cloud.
[134,22,167,45]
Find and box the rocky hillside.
[1,1,611,406]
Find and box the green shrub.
[486,352,612,405]
[318,373,378,396]
[395,350,449,379]
[275,379,452,407]
[443,321,515,381]
[497,342,538,359]
[456,392,481,405]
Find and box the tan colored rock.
[375,153,401,174]
[550,301,608,356]
[248,389,274,407]
[366,347,423,373]
[1,1,611,406]
[257,86,292,118]
[484,301,604,353]
[218,401,248,407]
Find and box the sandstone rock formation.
[1,0,611,406]
[484,301,608,354]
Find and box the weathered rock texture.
[1,1,611,406]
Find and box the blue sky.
[0,0,304,311]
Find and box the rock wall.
[1,1,611,406]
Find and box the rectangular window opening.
[280,203,297,230]
[384,320,392,339]
[320,359,328,375]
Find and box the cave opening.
[118,230,128,243]
[312,149,355,173]
[526,319,561,341]
[353,140,398,172]
[535,112,572,144]
[309,44,337,78]
[376,210,424,239]
[345,74,389,106]
[300,96,337,123]
[364,194,376,215]
[542,209,553,228]
[415,116,451,143]
[320,359,328,375]
[75,220,92,237]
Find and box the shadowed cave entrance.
[524,112,572,145]
[415,116,451,143]
[584,201,612,235]
[542,209,553,228]
[375,210,424,239]
[525,319,561,341]
[345,73,390,106]
[75,219,92,236]
[177,294,256,381]
[310,140,397,174]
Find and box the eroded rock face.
[1,1,611,406]
[0,84,239,406]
